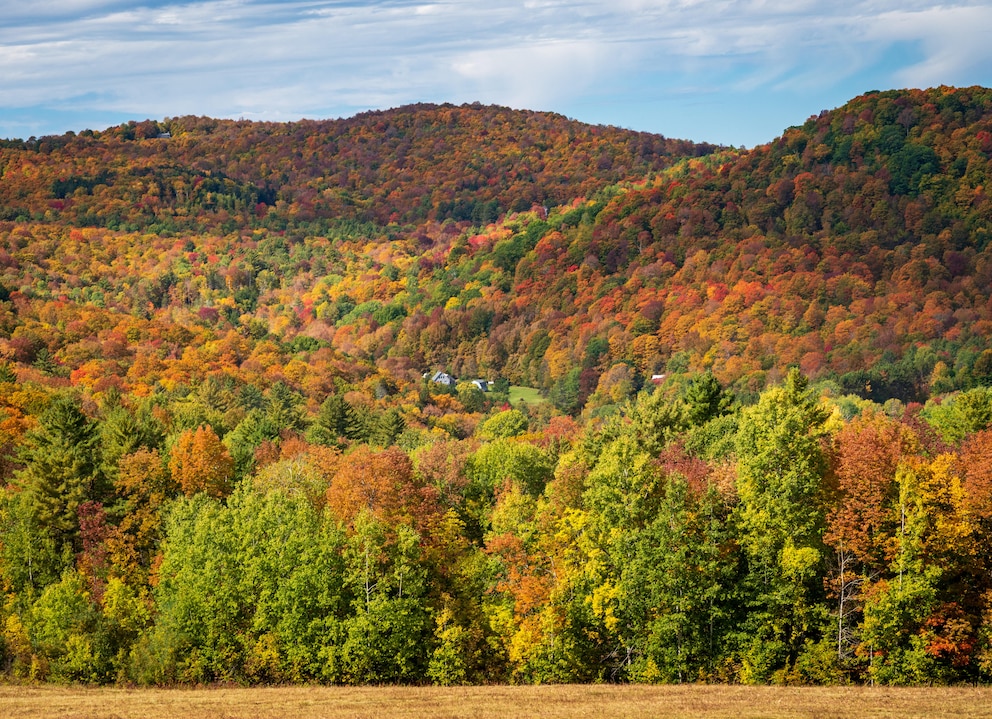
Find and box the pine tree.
[344,402,373,443]
[373,409,405,448]
[0,361,16,383]
[683,371,735,427]
[266,381,306,432]
[15,395,105,552]
[100,405,163,481]
[309,394,348,444]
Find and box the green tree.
[0,486,66,598]
[574,434,662,679]
[224,409,280,479]
[339,513,432,683]
[99,405,164,482]
[468,440,553,507]
[477,409,528,440]
[27,569,103,682]
[147,493,242,682]
[16,396,106,554]
[922,386,992,444]
[230,486,349,682]
[626,388,688,457]
[583,434,661,530]
[306,394,348,446]
[266,382,306,432]
[373,409,406,448]
[733,369,831,682]
[344,402,375,443]
[683,371,735,427]
[457,383,485,413]
[548,368,582,415]
[621,477,738,683]
[146,486,351,684]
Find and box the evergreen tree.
[549,368,582,415]
[224,410,281,480]
[237,384,266,412]
[15,396,106,553]
[0,361,16,383]
[306,394,348,445]
[196,376,234,414]
[344,402,374,443]
[266,381,306,432]
[100,405,164,481]
[683,371,735,427]
[373,409,406,448]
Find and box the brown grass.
[2,683,991,719]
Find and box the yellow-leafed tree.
[169,425,234,498]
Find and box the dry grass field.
[2,683,992,719]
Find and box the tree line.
[3,369,992,685]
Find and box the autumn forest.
[2,87,992,686]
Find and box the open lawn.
[3,684,992,719]
[509,385,546,406]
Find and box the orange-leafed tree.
[327,445,439,533]
[825,411,913,569]
[106,447,177,584]
[823,409,915,663]
[168,425,234,498]
[960,429,992,522]
[957,429,992,675]
[412,439,477,511]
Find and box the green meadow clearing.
[509,385,546,406]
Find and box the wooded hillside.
[2,87,992,686]
[0,103,713,230]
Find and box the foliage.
[169,425,234,498]
[1,89,992,687]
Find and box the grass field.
[3,684,992,719]
[509,385,546,406]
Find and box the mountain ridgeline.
[0,103,714,231]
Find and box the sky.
[0,1,990,147]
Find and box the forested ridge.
[0,103,712,230]
[2,86,992,686]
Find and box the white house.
[427,370,457,387]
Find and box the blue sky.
[1,1,990,146]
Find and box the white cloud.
[868,5,992,87]
[0,0,989,139]
[452,40,619,109]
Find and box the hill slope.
[467,86,992,405]
[1,88,992,410]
